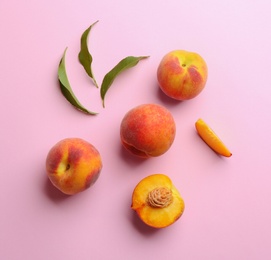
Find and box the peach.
[120,104,176,158]
[195,118,232,157]
[46,138,102,195]
[157,50,208,100]
[131,174,185,228]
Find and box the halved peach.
[131,174,185,228]
[195,118,232,157]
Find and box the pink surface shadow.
[119,144,150,168]
[156,84,184,107]
[130,210,160,236]
[43,175,71,202]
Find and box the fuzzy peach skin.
[120,104,176,158]
[46,138,102,195]
[157,50,208,100]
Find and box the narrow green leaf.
[58,48,98,115]
[100,56,149,107]
[78,20,99,88]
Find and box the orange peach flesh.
[131,174,185,228]
[120,104,176,158]
[157,50,208,100]
[195,119,232,157]
[46,138,102,195]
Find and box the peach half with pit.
[120,104,176,158]
[46,138,102,195]
[131,174,185,228]
[157,50,208,100]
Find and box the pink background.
[1,0,271,259]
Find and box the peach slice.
[195,118,232,157]
[131,174,185,228]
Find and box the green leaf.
[58,48,98,115]
[78,20,99,88]
[100,56,149,107]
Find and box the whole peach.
[120,104,176,158]
[157,50,208,100]
[46,138,102,195]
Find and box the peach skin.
[120,104,176,158]
[157,50,208,100]
[46,138,102,195]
